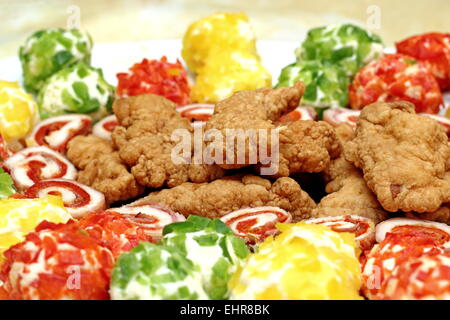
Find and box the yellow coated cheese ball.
[182,12,258,74]
[191,50,272,103]
[0,80,38,141]
[229,223,363,300]
[0,196,71,259]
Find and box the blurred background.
[1,0,449,57]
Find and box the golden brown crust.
[66,134,113,169]
[204,82,340,175]
[310,123,388,224]
[67,135,144,204]
[113,93,189,133]
[111,94,224,188]
[313,157,388,224]
[136,174,316,221]
[268,120,341,177]
[204,82,305,170]
[344,101,450,213]
[334,123,355,144]
[405,205,450,224]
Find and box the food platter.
[1,12,450,301]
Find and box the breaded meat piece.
[204,81,341,176]
[312,123,387,223]
[313,156,388,224]
[114,93,191,135]
[266,120,341,177]
[334,122,355,143]
[67,135,144,204]
[204,82,305,170]
[345,101,450,213]
[66,134,113,169]
[112,94,224,188]
[406,204,450,224]
[135,174,316,221]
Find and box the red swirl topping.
[4,146,77,190]
[279,106,317,122]
[177,104,214,121]
[176,104,214,128]
[375,218,450,248]
[24,179,105,219]
[107,201,186,241]
[323,107,360,128]
[27,115,92,153]
[220,206,292,246]
[93,115,118,140]
[305,215,375,250]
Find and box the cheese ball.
[0,221,114,300]
[349,54,443,113]
[361,224,448,299]
[19,28,93,94]
[396,32,450,90]
[110,242,209,300]
[0,196,71,259]
[275,60,349,109]
[0,284,8,300]
[38,62,114,121]
[191,50,271,103]
[0,80,38,141]
[296,24,383,77]
[229,223,363,300]
[162,216,249,299]
[380,251,450,300]
[182,12,258,73]
[77,211,151,259]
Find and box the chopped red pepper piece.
[117,56,191,106]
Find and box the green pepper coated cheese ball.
[275,60,349,109]
[37,62,114,121]
[161,216,249,300]
[19,28,93,94]
[296,24,383,77]
[110,242,208,300]
[110,216,249,300]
